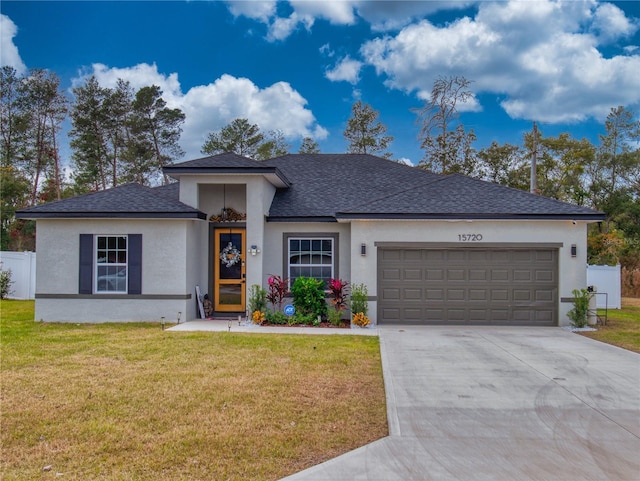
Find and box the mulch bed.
[260,321,352,329]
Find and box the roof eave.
[163,166,291,188]
[266,216,337,223]
[334,212,607,221]
[15,211,207,220]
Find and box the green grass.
[579,298,640,353]
[1,300,387,480]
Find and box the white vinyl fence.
[586,264,621,309]
[0,251,36,300]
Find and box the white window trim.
[94,234,128,294]
[287,236,335,287]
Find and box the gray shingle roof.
[165,152,265,169]
[16,182,206,219]
[264,154,604,221]
[163,152,290,187]
[15,153,605,222]
[263,154,442,220]
[336,174,603,220]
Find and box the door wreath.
[220,242,241,267]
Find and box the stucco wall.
[245,177,276,291]
[177,174,276,298]
[33,218,197,322]
[262,222,352,287]
[349,219,588,325]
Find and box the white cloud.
[79,63,183,105]
[360,0,640,123]
[225,0,276,23]
[289,0,358,25]
[1,15,27,75]
[267,11,314,41]
[397,157,414,166]
[356,1,475,32]
[325,55,363,84]
[225,0,465,41]
[319,43,334,57]
[591,2,638,43]
[72,64,327,158]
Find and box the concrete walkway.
[281,326,640,481]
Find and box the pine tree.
[343,101,393,158]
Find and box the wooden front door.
[214,228,246,312]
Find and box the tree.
[17,69,68,205]
[255,129,289,160]
[343,101,393,158]
[104,80,135,188]
[0,67,27,171]
[477,141,528,189]
[1,67,64,250]
[523,131,594,205]
[70,76,112,191]
[599,106,640,193]
[415,75,477,175]
[126,85,185,185]
[588,106,640,231]
[298,136,320,154]
[0,166,31,250]
[201,118,264,159]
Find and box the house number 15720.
[458,234,483,241]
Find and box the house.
[16,153,605,326]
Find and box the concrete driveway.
[282,326,640,481]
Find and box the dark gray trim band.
[36,294,192,300]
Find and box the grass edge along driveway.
[579,297,640,353]
[1,300,387,481]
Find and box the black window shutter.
[79,234,93,294]
[128,234,142,295]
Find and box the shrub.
[248,284,267,314]
[266,275,288,311]
[290,277,327,320]
[350,283,368,316]
[328,278,349,311]
[568,288,592,328]
[265,310,288,325]
[352,312,371,328]
[327,308,344,326]
[0,267,13,300]
[252,310,266,325]
[290,313,319,326]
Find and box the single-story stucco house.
[16,153,605,326]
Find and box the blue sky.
[1,1,639,167]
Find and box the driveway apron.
[282,326,640,481]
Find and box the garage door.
[378,248,558,325]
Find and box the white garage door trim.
[376,243,561,326]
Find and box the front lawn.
[579,297,640,353]
[0,300,387,480]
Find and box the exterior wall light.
[571,244,577,257]
[361,243,366,256]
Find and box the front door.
[214,228,246,312]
